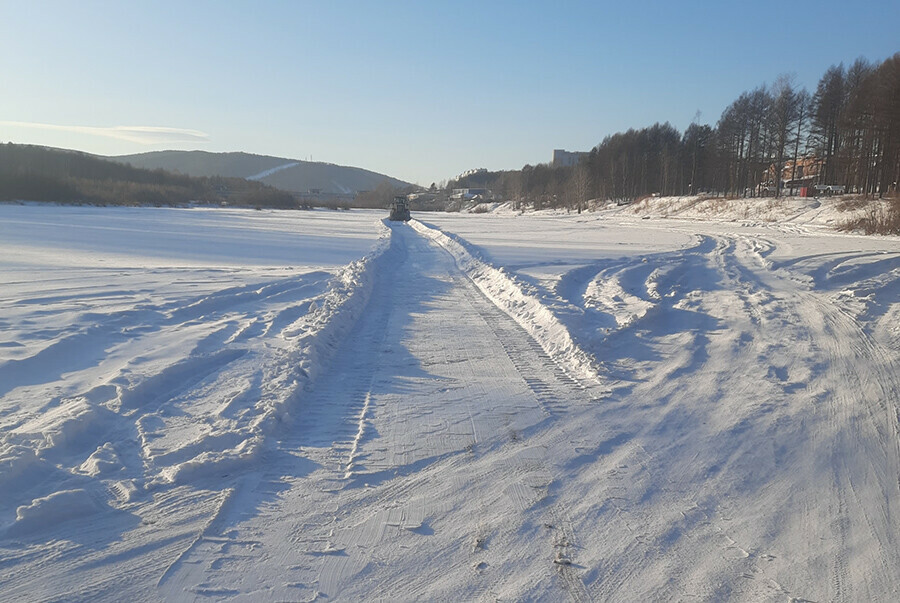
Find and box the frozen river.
[2,202,900,601]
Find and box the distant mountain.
[0,143,296,208]
[112,150,410,195]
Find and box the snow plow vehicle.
[389,196,411,221]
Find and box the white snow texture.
[1,196,900,601]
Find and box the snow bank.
[266,220,394,413]
[480,193,889,234]
[155,221,394,485]
[410,220,601,383]
[619,193,880,229]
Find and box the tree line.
[450,53,900,210]
[0,143,299,208]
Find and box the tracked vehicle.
[389,196,411,221]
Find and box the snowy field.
[2,199,900,601]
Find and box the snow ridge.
[410,220,602,383]
[287,221,393,390]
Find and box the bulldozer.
[389,195,411,221]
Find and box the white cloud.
[0,121,210,145]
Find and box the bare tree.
[768,75,802,197]
[812,64,846,185]
[572,161,590,213]
[788,89,811,195]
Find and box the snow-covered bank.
[480,192,891,233]
[410,219,601,383]
[619,193,892,230]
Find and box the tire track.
[717,231,900,600]
[457,272,605,416]
[418,236,598,601]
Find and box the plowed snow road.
[157,223,605,601]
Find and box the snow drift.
[410,219,602,383]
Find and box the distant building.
[451,188,492,201]
[552,149,589,167]
[762,156,825,190]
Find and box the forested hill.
[451,52,900,210]
[0,143,296,208]
[113,150,410,195]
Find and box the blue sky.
[1,1,898,185]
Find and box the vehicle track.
[706,230,900,601]
[531,224,900,600]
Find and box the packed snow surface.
[2,199,900,601]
